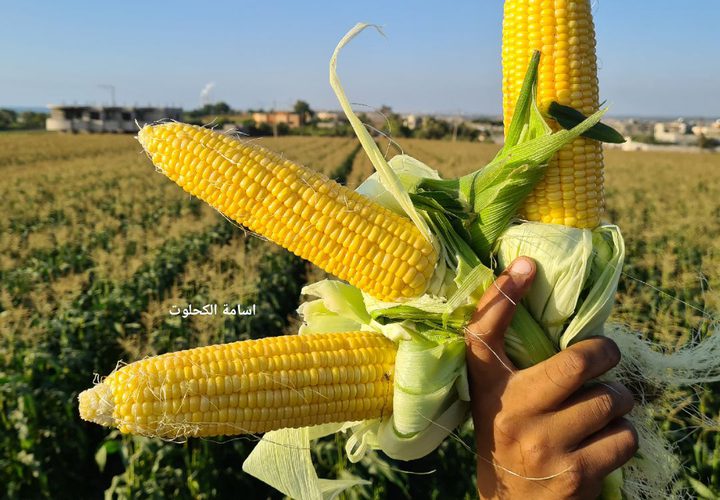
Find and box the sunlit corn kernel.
[503,0,603,229]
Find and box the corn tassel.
[502,0,603,228]
[137,123,438,301]
[78,332,396,438]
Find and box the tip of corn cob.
[78,383,115,428]
[136,123,157,156]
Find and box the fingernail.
[509,258,533,276]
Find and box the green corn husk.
[495,222,625,349]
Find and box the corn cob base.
[79,332,396,438]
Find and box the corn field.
[1,131,719,498]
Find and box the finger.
[550,381,635,447]
[465,257,535,380]
[519,336,621,410]
[574,418,639,479]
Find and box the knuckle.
[591,392,615,420]
[522,436,553,470]
[493,412,520,439]
[560,462,585,496]
[518,426,558,470]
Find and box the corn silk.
[242,24,720,500]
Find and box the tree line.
[0,109,47,131]
[184,100,495,142]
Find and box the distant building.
[316,111,342,122]
[654,119,697,145]
[692,119,720,141]
[46,105,182,133]
[604,118,653,139]
[252,111,304,128]
[402,114,422,130]
[616,138,650,151]
[465,120,505,144]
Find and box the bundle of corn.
[79,4,720,499]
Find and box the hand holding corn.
[466,257,637,499]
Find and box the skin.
[465,257,639,499]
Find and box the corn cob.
[137,123,437,301]
[78,332,396,438]
[502,0,603,229]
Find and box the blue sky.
[2,1,718,117]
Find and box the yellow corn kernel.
[503,0,603,229]
[137,123,437,300]
[78,332,396,438]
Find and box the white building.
[402,114,422,130]
[315,111,342,122]
[653,119,697,145]
[46,105,182,133]
[692,119,720,140]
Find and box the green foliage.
[0,109,18,129]
[17,112,47,130]
[1,223,234,495]
[684,387,720,498]
[415,117,451,140]
[99,434,280,499]
[185,102,233,118]
[0,109,47,131]
[293,100,314,123]
[276,122,290,136]
[2,242,94,306]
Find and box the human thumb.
[464,257,536,379]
